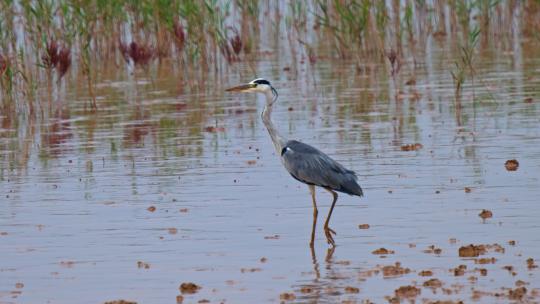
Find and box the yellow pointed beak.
[225,83,256,92]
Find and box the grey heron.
[226,78,363,247]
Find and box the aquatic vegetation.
[118,40,156,67]
[0,1,536,110]
[451,26,480,100]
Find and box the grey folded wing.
[281,140,363,196]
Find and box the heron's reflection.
[294,245,343,302]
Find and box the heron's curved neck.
[261,90,286,154]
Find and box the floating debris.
[476,268,488,276]
[168,228,178,235]
[344,286,360,293]
[264,234,280,240]
[508,287,527,300]
[103,300,137,304]
[423,278,443,289]
[372,248,395,255]
[453,265,467,276]
[479,209,493,219]
[137,261,150,269]
[204,126,226,133]
[358,224,370,229]
[419,270,433,276]
[59,261,75,268]
[382,262,410,277]
[179,282,201,294]
[423,245,442,255]
[300,286,314,293]
[505,159,519,171]
[464,187,472,193]
[176,295,184,304]
[459,245,486,257]
[527,258,538,269]
[240,267,261,273]
[279,292,296,300]
[401,143,423,151]
[147,206,156,212]
[503,265,514,273]
[394,285,420,298]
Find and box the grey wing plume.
[281,140,363,197]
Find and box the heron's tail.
[338,171,364,197]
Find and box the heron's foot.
[324,226,336,246]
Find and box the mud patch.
[423,278,443,289]
[179,282,201,294]
[382,262,410,277]
[400,143,423,151]
[279,292,296,301]
[395,285,420,298]
[505,159,519,171]
[478,209,493,219]
[458,245,486,257]
[372,248,395,255]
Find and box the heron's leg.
[308,185,318,247]
[323,188,338,246]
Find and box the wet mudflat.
[1,49,540,304]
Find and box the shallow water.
[1,43,540,303]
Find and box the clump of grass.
[229,28,242,59]
[119,40,156,67]
[41,40,71,83]
[57,48,71,80]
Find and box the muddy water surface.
[1,48,540,303]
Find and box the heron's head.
[226,78,278,104]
